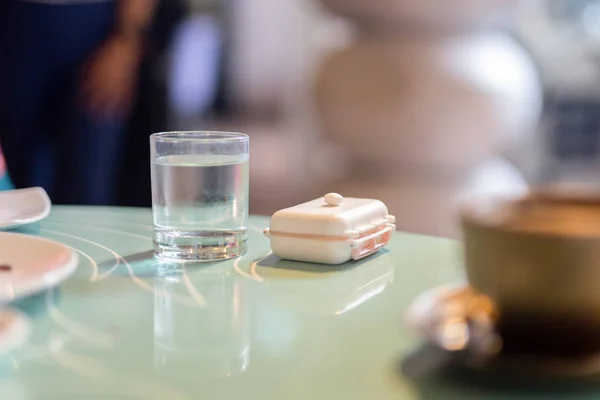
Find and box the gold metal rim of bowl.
[459,188,600,240]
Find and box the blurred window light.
[582,2,600,39]
[168,14,221,120]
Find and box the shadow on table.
[97,250,233,278]
[400,345,600,400]
[7,224,41,236]
[10,289,57,318]
[257,249,390,274]
[97,250,162,278]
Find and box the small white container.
[263,193,396,264]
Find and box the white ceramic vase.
[315,32,542,172]
[318,0,520,29]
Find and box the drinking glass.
[150,131,249,260]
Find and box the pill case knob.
[324,193,343,206]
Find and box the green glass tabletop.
[0,206,597,399]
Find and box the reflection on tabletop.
[248,251,394,315]
[154,261,249,380]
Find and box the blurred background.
[6,0,600,238]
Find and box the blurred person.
[117,0,188,207]
[0,0,157,205]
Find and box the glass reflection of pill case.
[263,194,395,264]
[257,253,395,315]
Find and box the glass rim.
[150,131,249,143]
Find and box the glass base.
[153,228,248,261]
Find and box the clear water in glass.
[152,152,249,260]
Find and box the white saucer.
[0,232,78,304]
[405,282,500,354]
[0,187,51,229]
[405,283,600,377]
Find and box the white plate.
[0,187,51,229]
[0,232,78,304]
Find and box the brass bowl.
[460,190,600,355]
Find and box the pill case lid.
[267,193,395,239]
